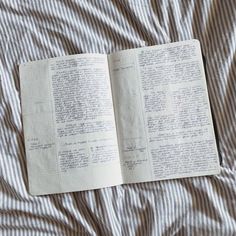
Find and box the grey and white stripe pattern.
[0,0,236,235]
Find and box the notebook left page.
[19,54,122,195]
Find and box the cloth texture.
[0,0,236,235]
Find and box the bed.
[1,0,236,235]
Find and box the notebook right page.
[109,39,220,184]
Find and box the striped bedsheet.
[0,0,236,235]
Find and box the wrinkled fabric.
[0,0,236,235]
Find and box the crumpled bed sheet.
[0,0,236,235]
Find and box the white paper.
[108,51,153,183]
[20,54,122,195]
[20,40,220,195]
[108,39,220,183]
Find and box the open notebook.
[19,39,220,195]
